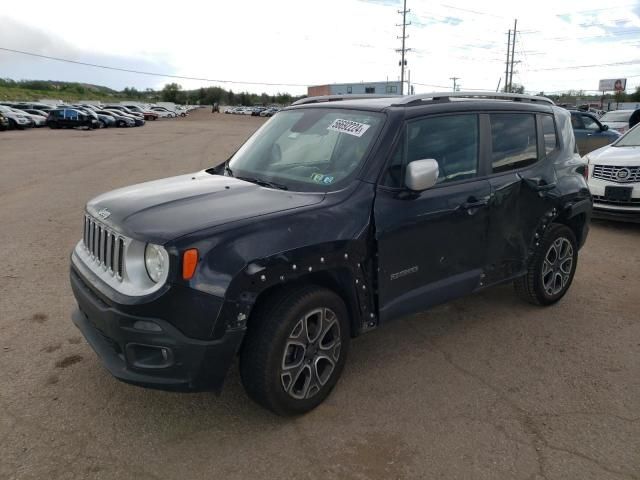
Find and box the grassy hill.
[0,79,128,102]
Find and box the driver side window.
[581,115,600,131]
[382,114,479,187]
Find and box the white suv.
[585,123,640,222]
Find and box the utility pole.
[396,0,411,95]
[450,77,460,92]
[509,19,517,92]
[504,29,511,92]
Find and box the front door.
[374,113,491,322]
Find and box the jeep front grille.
[592,165,640,183]
[83,215,125,279]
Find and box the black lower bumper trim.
[71,270,245,393]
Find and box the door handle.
[587,133,594,136]
[461,199,488,209]
[518,175,557,192]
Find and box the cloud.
[0,0,639,96]
[0,17,175,90]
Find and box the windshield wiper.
[236,175,289,190]
[224,160,234,177]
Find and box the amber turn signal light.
[182,249,199,280]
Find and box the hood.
[586,144,640,166]
[86,171,325,243]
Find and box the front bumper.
[588,176,640,222]
[70,268,245,392]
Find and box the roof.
[291,92,555,111]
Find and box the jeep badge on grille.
[97,208,111,219]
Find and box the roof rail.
[292,94,399,106]
[391,91,555,106]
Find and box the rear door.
[374,113,491,322]
[484,112,558,283]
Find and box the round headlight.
[144,243,168,283]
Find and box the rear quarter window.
[490,113,538,173]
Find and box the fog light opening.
[133,320,163,332]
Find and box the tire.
[99,121,106,129]
[240,285,350,416]
[514,223,578,306]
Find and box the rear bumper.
[70,268,245,392]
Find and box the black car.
[96,110,135,128]
[70,92,592,415]
[47,109,100,129]
[104,109,145,126]
[0,112,9,131]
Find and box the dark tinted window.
[365,87,375,94]
[541,115,558,155]
[383,114,479,187]
[490,114,538,173]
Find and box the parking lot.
[1,108,638,479]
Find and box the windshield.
[601,111,632,122]
[614,125,640,147]
[227,108,384,191]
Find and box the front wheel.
[515,224,578,305]
[240,286,350,416]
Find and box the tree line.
[0,79,302,105]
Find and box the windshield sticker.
[327,118,371,137]
[311,173,335,184]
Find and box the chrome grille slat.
[593,164,640,183]
[82,215,125,280]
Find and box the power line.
[396,0,411,95]
[530,59,640,71]
[0,46,309,88]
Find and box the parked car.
[150,107,176,118]
[96,110,135,128]
[570,110,620,155]
[47,109,100,129]
[251,107,267,116]
[584,124,640,222]
[0,105,32,130]
[259,107,280,117]
[122,105,159,121]
[96,113,116,128]
[599,110,635,134]
[104,105,144,120]
[0,112,9,131]
[70,92,591,415]
[104,109,145,126]
[12,109,47,127]
[150,106,177,118]
[19,108,51,118]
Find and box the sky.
[0,0,639,96]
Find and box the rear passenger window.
[541,115,558,155]
[490,114,538,173]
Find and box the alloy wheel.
[541,237,574,296]
[280,308,341,400]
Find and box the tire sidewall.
[532,225,578,305]
[245,288,351,415]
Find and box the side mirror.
[405,159,439,191]
[602,124,609,131]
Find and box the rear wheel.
[240,286,350,416]
[515,224,578,305]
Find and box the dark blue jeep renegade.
[70,92,592,415]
